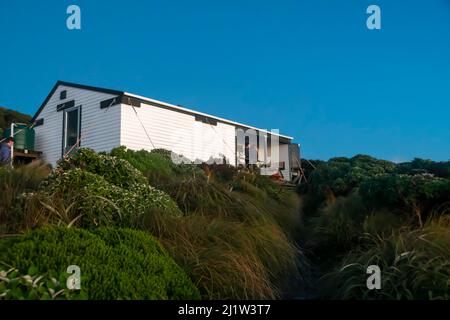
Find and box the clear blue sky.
[1,0,449,161]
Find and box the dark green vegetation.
[0,147,303,299]
[0,107,31,137]
[1,145,449,300]
[0,227,200,299]
[298,155,450,299]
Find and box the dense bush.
[56,148,147,189]
[320,216,450,299]
[0,107,31,137]
[360,174,450,225]
[298,155,396,196]
[395,158,450,179]
[0,264,86,300]
[110,146,204,186]
[111,147,306,299]
[297,155,450,300]
[2,146,310,299]
[35,148,182,228]
[0,227,200,299]
[39,168,181,228]
[303,194,407,268]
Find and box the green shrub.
[297,155,397,215]
[110,146,177,185]
[109,146,204,186]
[0,227,200,300]
[56,148,147,189]
[0,264,86,300]
[320,216,450,299]
[40,169,181,228]
[360,174,450,225]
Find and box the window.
[34,118,44,127]
[60,90,67,100]
[195,115,217,126]
[62,106,81,156]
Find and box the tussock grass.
[0,162,51,233]
[320,215,450,299]
[137,209,304,299]
[1,148,307,300]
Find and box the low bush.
[0,227,200,299]
[110,146,176,185]
[56,148,147,189]
[359,173,450,225]
[0,264,86,300]
[109,146,204,186]
[39,169,181,228]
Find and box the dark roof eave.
[31,80,124,122]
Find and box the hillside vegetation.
[0,147,304,299]
[0,107,31,137]
[297,155,450,299]
[0,148,449,299]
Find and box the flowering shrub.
[56,148,147,189]
[35,148,183,228]
[40,169,181,228]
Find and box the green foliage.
[40,169,180,228]
[0,264,87,300]
[202,163,238,182]
[396,158,450,179]
[36,148,182,228]
[297,155,450,300]
[1,146,306,300]
[360,174,450,223]
[111,147,306,299]
[56,148,147,189]
[0,227,200,300]
[0,107,31,137]
[307,194,367,255]
[109,146,204,186]
[305,154,395,195]
[110,146,177,185]
[133,172,306,299]
[139,209,305,299]
[297,155,396,215]
[232,171,286,202]
[321,216,450,299]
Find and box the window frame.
[62,105,82,157]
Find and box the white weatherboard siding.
[279,144,291,181]
[33,82,295,180]
[34,85,120,166]
[119,102,236,163]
